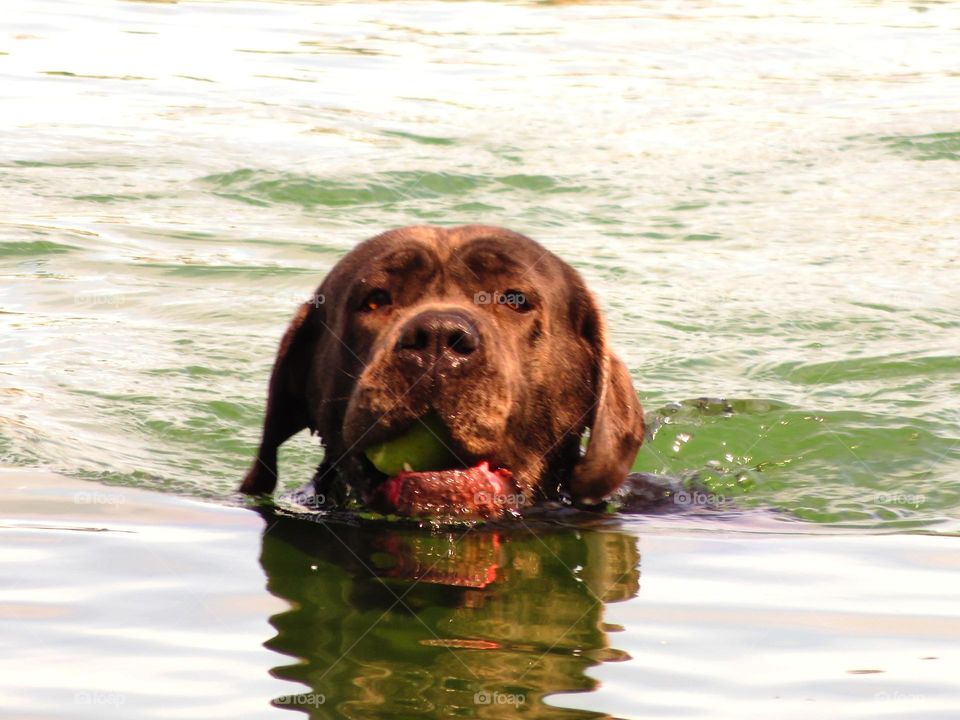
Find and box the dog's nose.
[395,309,480,363]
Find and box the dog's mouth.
[366,461,518,520]
[357,414,520,520]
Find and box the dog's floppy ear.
[568,288,645,504]
[240,301,321,494]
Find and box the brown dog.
[240,225,644,518]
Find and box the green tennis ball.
[364,415,458,476]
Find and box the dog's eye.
[360,289,392,312]
[502,289,533,313]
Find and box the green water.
[2,1,959,718]
[2,0,957,531]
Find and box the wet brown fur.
[240,225,644,506]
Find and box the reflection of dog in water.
[258,514,640,717]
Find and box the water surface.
[2,0,959,717]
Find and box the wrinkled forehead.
[346,225,560,285]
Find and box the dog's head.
[241,225,644,517]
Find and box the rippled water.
[5,470,959,719]
[3,0,958,530]
[2,0,959,718]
